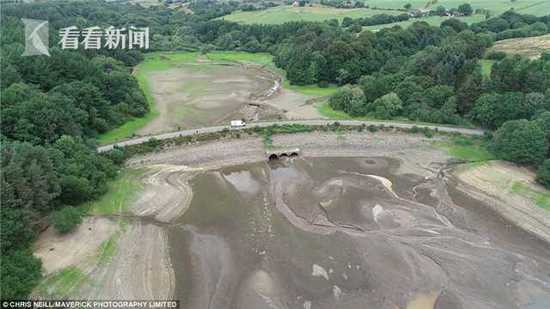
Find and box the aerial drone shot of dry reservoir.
[2,0,550,308]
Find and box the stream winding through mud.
[157,157,550,309]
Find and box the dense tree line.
[326,26,550,187]
[471,10,550,40]
[0,0,164,299]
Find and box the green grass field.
[219,5,402,24]
[220,1,549,28]
[35,267,88,297]
[205,51,274,66]
[364,0,550,16]
[97,233,120,265]
[480,59,495,79]
[511,181,550,210]
[436,135,495,162]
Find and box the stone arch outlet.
[266,148,301,161]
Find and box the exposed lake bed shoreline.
[34,131,550,308]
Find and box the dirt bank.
[453,161,550,243]
[34,217,119,275]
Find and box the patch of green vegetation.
[283,80,339,96]
[220,5,401,25]
[258,124,314,149]
[51,206,85,234]
[480,59,495,79]
[437,136,495,162]
[365,0,550,16]
[206,51,274,66]
[316,101,367,120]
[511,182,550,211]
[263,132,273,149]
[35,267,87,297]
[97,233,120,265]
[85,169,143,216]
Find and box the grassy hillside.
[219,5,402,24]
[489,33,550,59]
[364,0,550,16]
[220,1,550,26]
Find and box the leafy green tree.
[395,79,424,104]
[536,160,550,188]
[456,68,483,114]
[0,250,42,299]
[342,17,353,28]
[458,3,473,16]
[368,92,403,119]
[422,85,454,108]
[1,142,61,215]
[471,92,526,129]
[51,136,117,205]
[328,86,366,115]
[491,120,547,165]
[441,18,469,32]
[535,112,550,139]
[51,207,84,234]
[435,6,447,16]
[524,92,546,118]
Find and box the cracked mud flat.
[35,133,550,308]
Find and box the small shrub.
[51,207,84,234]
[367,125,378,132]
[423,128,434,138]
[145,137,161,149]
[486,51,506,60]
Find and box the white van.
[230,120,246,128]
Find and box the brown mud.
[140,63,312,135]
[34,132,550,308]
